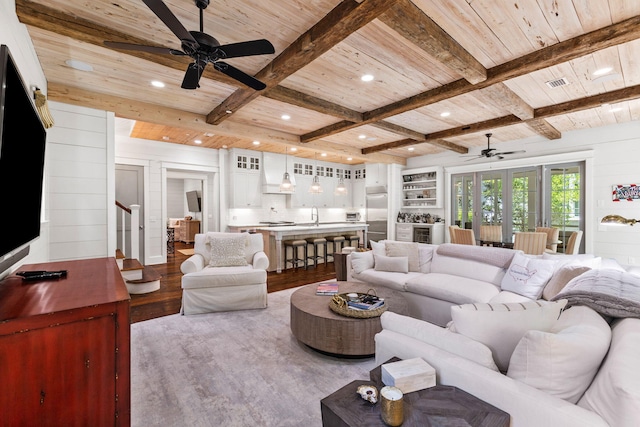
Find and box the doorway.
[116,164,145,262]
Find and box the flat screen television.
[186,190,201,212]
[0,45,47,275]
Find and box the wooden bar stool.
[325,235,345,262]
[305,237,327,268]
[284,239,307,270]
[343,234,360,249]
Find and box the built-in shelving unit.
[401,166,443,209]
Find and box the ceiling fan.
[463,133,525,161]
[104,0,275,90]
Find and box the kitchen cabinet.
[401,166,443,209]
[230,150,262,208]
[351,174,366,208]
[0,258,130,426]
[394,222,445,244]
[396,223,413,242]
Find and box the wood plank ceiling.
[16,0,640,165]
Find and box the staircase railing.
[115,201,140,261]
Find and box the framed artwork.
[612,184,640,201]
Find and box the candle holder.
[380,386,404,426]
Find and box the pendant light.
[279,147,294,193]
[309,153,323,193]
[335,158,347,195]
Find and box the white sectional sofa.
[344,240,640,426]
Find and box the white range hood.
[262,152,296,194]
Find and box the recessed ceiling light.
[358,134,366,139]
[226,110,233,114]
[347,157,353,161]
[408,147,415,151]
[194,139,202,144]
[64,59,93,72]
[204,132,215,137]
[151,80,165,88]
[609,107,623,113]
[593,67,613,76]
[321,153,327,157]
[361,74,374,82]
[253,140,260,145]
[290,147,297,152]
[281,114,291,120]
[440,111,451,117]
[222,145,228,148]
[592,73,621,84]
[162,136,170,140]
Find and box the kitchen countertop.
[256,222,367,231]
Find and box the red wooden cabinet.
[0,258,131,426]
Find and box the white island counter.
[253,223,369,273]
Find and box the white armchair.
[180,232,268,315]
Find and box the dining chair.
[479,225,503,246]
[513,232,547,255]
[535,226,560,253]
[449,225,460,243]
[451,227,476,246]
[564,230,583,255]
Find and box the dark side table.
[321,358,510,427]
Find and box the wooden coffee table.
[290,282,386,356]
[321,358,510,426]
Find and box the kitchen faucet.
[311,206,319,226]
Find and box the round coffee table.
[290,282,385,357]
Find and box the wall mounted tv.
[0,45,47,274]
[186,190,201,212]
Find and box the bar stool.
[325,235,345,262]
[283,239,307,270]
[343,234,360,249]
[305,237,327,268]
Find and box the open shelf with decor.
[401,167,443,208]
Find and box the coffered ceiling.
[16,0,640,165]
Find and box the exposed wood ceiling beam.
[525,119,561,140]
[302,15,640,142]
[364,84,640,154]
[45,83,405,165]
[378,0,486,84]
[15,0,240,88]
[264,86,363,123]
[206,0,401,125]
[369,122,469,154]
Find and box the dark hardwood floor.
[130,241,338,323]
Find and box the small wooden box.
[381,358,436,393]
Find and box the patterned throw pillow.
[208,234,248,267]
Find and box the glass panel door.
[545,163,584,253]
[479,171,504,228]
[510,168,539,234]
[452,174,474,230]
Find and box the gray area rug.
[131,284,405,426]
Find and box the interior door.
[544,162,584,253]
[115,165,144,262]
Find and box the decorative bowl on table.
[329,290,387,318]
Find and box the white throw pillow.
[385,241,420,272]
[450,299,567,372]
[350,251,374,274]
[374,255,409,273]
[501,252,556,299]
[207,234,248,267]
[542,264,591,300]
[507,306,611,403]
[370,240,385,257]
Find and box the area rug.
[177,248,195,256]
[131,286,381,427]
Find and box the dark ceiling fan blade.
[104,41,186,56]
[142,0,198,46]
[494,150,526,156]
[217,39,275,59]
[181,62,205,90]
[214,62,266,90]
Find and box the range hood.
[262,152,297,194]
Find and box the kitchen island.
[254,223,368,273]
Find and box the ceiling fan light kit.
[104,0,274,90]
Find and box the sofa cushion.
[450,299,568,372]
[353,269,422,292]
[417,244,436,273]
[405,273,500,304]
[578,317,640,427]
[385,241,420,272]
[207,233,249,267]
[501,252,557,299]
[542,265,591,300]
[430,250,507,286]
[507,306,611,403]
[181,266,266,290]
[542,252,601,270]
[350,251,374,273]
[374,254,408,273]
[488,291,534,304]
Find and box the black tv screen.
[0,45,47,270]
[186,190,201,212]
